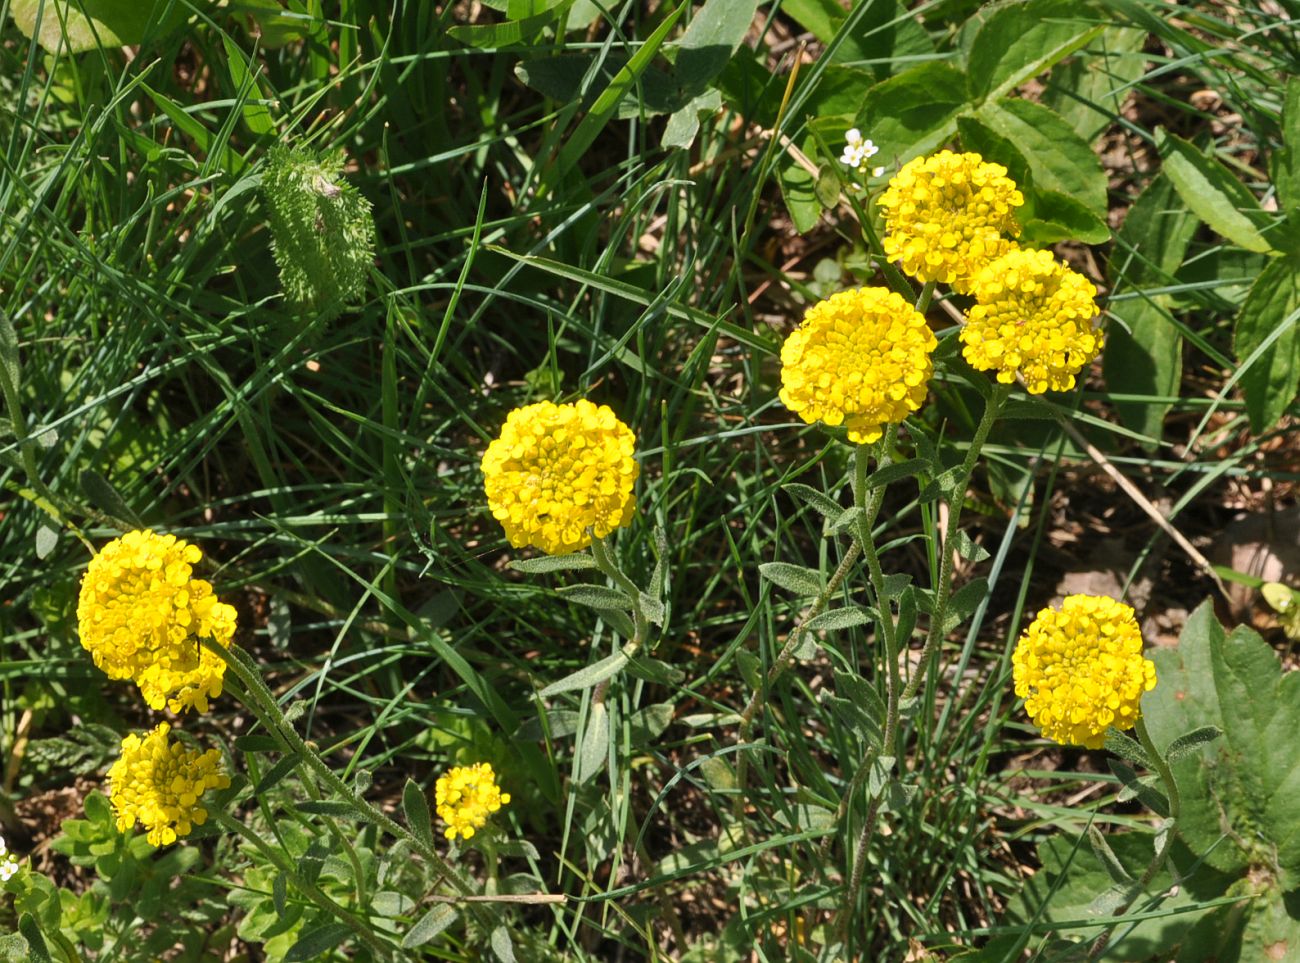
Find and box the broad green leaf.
[783,0,931,80]
[1274,77,1300,214]
[515,54,681,118]
[855,61,969,166]
[15,919,49,963]
[669,0,759,96]
[628,703,674,744]
[1015,833,1243,961]
[539,1,686,197]
[776,155,821,234]
[1019,188,1110,245]
[966,0,1105,103]
[1233,256,1300,433]
[539,651,629,697]
[1145,600,1300,886]
[976,98,1108,219]
[1042,25,1147,144]
[221,35,276,137]
[1155,128,1275,254]
[11,0,192,53]
[448,0,573,48]
[1104,173,1199,441]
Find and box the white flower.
[840,128,882,179]
[0,835,20,882]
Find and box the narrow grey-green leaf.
[737,650,763,690]
[1103,728,1153,770]
[557,583,633,612]
[79,469,143,526]
[783,482,846,522]
[1156,128,1275,254]
[576,703,609,783]
[1086,825,1135,885]
[403,778,433,847]
[1233,256,1300,433]
[510,554,597,574]
[285,923,351,962]
[0,313,19,395]
[255,754,301,794]
[805,607,873,633]
[402,905,458,948]
[760,562,823,597]
[539,651,629,697]
[35,525,58,561]
[1164,725,1223,763]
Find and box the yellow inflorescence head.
[76,530,238,713]
[435,762,511,841]
[879,150,1024,293]
[960,248,1102,393]
[779,287,936,445]
[1012,595,1157,749]
[107,723,230,847]
[481,399,639,556]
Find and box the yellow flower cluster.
[1012,595,1157,749]
[879,150,1023,293]
[77,530,237,713]
[435,762,511,841]
[481,399,639,556]
[779,287,936,444]
[960,248,1102,393]
[107,723,230,847]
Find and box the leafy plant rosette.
[1005,601,1300,961]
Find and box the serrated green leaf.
[1145,600,1300,886]
[1233,256,1300,433]
[1155,128,1276,254]
[510,553,598,574]
[759,562,823,597]
[539,651,629,697]
[1042,25,1147,144]
[966,0,1104,103]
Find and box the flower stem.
[914,280,936,314]
[212,810,394,958]
[1086,718,1181,961]
[900,383,1009,705]
[206,641,478,901]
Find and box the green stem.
[1086,718,1182,961]
[212,811,393,958]
[901,384,1009,705]
[591,536,648,658]
[914,280,936,314]
[207,641,477,901]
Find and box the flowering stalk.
[1086,718,1182,961]
[205,640,481,904]
[901,382,1010,705]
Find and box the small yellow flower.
[107,723,230,847]
[77,530,237,713]
[435,762,510,841]
[879,150,1024,293]
[1012,595,1157,749]
[481,400,639,556]
[779,287,936,444]
[961,248,1102,393]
